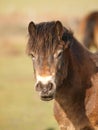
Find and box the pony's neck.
[67,37,95,88]
[55,38,94,129]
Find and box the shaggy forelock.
[28,21,60,54]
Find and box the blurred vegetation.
[0,0,98,130]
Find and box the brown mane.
[27,21,73,55]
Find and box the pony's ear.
[62,30,73,49]
[28,21,36,36]
[55,21,64,38]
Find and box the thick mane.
[62,28,90,64]
[61,32,97,89]
[36,21,55,35]
[36,21,57,53]
[28,21,70,54]
[70,37,89,64]
[69,35,98,74]
[28,21,58,54]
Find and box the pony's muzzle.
[35,81,56,101]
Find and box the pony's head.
[27,21,73,101]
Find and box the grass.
[0,43,58,130]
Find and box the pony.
[80,11,98,50]
[27,21,98,130]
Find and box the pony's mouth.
[40,95,54,101]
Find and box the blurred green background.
[0,0,98,130]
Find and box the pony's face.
[27,21,69,101]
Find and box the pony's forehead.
[32,23,61,52]
[29,37,63,56]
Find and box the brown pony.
[27,21,98,130]
[81,11,98,50]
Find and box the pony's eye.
[57,51,63,58]
[32,55,35,59]
[54,50,63,58]
[30,53,35,60]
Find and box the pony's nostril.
[35,82,42,91]
[35,81,54,93]
[48,82,54,91]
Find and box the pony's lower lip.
[40,95,54,101]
